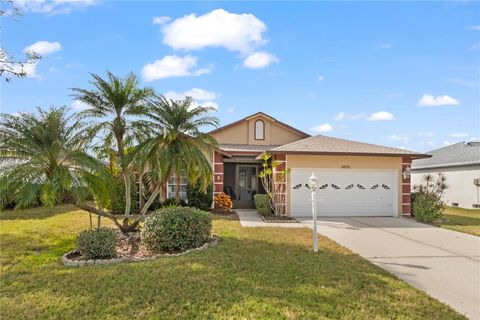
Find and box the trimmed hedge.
[254,194,271,216]
[141,207,212,253]
[76,228,116,260]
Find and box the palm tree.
[71,71,154,228]
[136,96,219,216]
[0,107,120,226]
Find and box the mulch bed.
[64,230,219,265]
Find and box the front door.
[236,165,258,209]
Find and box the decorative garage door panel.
[290,169,397,217]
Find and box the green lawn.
[437,206,480,236]
[0,205,464,319]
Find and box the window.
[167,174,188,200]
[254,120,264,140]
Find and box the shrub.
[254,194,271,216]
[76,228,116,260]
[187,181,213,211]
[109,176,138,215]
[412,173,447,222]
[141,207,212,253]
[161,197,187,208]
[213,192,233,213]
[413,193,444,222]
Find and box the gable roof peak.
[207,111,310,137]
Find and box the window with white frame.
[255,120,264,140]
[167,174,188,200]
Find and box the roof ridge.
[270,135,319,151]
[315,134,420,154]
[207,112,310,137]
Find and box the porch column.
[402,157,412,217]
[213,151,224,200]
[273,153,287,215]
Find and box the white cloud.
[417,131,435,137]
[23,41,62,55]
[442,141,452,146]
[152,16,171,25]
[311,123,333,133]
[367,111,395,121]
[243,51,277,69]
[471,43,480,51]
[450,133,469,138]
[13,0,99,15]
[388,134,409,143]
[373,43,393,49]
[226,107,235,113]
[161,9,267,54]
[71,100,89,111]
[164,88,217,101]
[164,88,219,111]
[333,112,365,121]
[467,25,480,31]
[317,75,324,82]
[141,55,211,81]
[418,93,459,106]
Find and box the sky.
[2,0,479,152]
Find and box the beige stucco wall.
[211,114,305,146]
[211,121,249,144]
[285,154,403,215]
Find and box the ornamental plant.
[258,152,290,216]
[214,192,233,213]
[141,207,212,253]
[412,173,448,222]
[76,228,117,260]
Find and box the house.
[411,142,480,209]
[206,112,429,217]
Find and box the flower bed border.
[62,235,220,267]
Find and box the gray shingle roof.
[269,135,428,157]
[219,144,282,152]
[412,142,480,169]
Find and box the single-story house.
[204,112,428,217]
[411,142,480,209]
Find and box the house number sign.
[341,165,351,169]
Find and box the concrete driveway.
[298,217,480,320]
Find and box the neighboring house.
[203,112,428,217]
[411,142,480,209]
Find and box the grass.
[436,206,480,236]
[0,205,465,319]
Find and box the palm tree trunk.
[123,172,131,226]
[89,211,93,230]
[97,202,102,228]
[140,188,160,216]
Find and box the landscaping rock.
[62,235,220,267]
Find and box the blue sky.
[2,0,479,152]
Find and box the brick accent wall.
[213,151,224,195]
[273,153,287,215]
[402,157,412,216]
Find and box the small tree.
[412,173,448,222]
[258,152,290,216]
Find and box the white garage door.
[290,168,397,217]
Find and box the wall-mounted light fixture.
[403,165,411,180]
